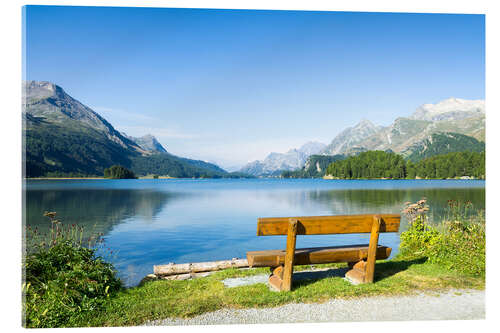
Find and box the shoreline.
[25,177,485,180]
[25,176,177,180]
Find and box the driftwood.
[154,258,249,276]
[160,271,213,280]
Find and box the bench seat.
[247,244,392,267]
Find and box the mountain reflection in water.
[24,179,485,286]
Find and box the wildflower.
[43,211,57,219]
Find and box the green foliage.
[24,124,231,179]
[129,154,248,178]
[23,213,122,327]
[410,151,485,179]
[103,165,137,179]
[399,217,443,259]
[24,124,133,178]
[406,132,485,162]
[326,151,406,179]
[324,150,485,179]
[399,199,485,277]
[129,154,224,178]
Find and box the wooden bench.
[246,214,401,291]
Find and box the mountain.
[298,142,328,156]
[24,81,145,153]
[321,98,485,157]
[239,141,326,176]
[23,81,228,178]
[281,154,346,178]
[403,132,485,162]
[320,119,382,155]
[122,133,168,154]
[410,98,484,122]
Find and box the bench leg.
[268,266,284,291]
[365,215,381,283]
[268,219,298,291]
[345,215,381,284]
[345,260,368,284]
[282,219,298,291]
[268,218,298,292]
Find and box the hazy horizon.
[24,6,485,169]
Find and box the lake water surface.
[24,179,485,286]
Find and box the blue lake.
[24,178,485,286]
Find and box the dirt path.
[146,289,484,325]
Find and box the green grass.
[75,256,484,327]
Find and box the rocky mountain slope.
[122,133,168,154]
[24,81,145,153]
[23,81,228,178]
[321,97,485,156]
[321,119,382,155]
[410,98,484,122]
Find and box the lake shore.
[25,176,177,180]
[26,176,484,180]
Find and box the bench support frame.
[268,215,383,291]
[345,215,381,284]
[268,218,298,291]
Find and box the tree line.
[325,150,484,179]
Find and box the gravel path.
[146,289,484,325]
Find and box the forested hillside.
[325,150,484,179]
[325,151,407,179]
[405,132,485,162]
[406,151,485,179]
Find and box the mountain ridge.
[256,97,485,177]
[239,141,326,176]
[23,80,228,178]
[321,97,485,157]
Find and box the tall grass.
[399,199,485,276]
[22,212,122,328]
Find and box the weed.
[22,212,122,328]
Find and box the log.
[247,244,391,267]
[154,258,249,276]
[160,271,213,280]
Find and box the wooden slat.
[257,214,400,236]
[247,244,392,267]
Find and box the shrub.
[103,165,136,179]
[399,199,485,277]
[399,198,441,258]
[23,212,122,327]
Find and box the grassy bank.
[23,200,485,327]
[80,259,483,327]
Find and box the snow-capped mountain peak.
[411,98,484,121]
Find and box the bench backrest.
[257,214,400,236]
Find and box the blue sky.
[24,6,485,169]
